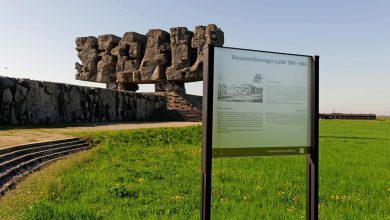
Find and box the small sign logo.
[299,148,304,154]
[253,74,263,83]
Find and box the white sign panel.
[211,47,312,156]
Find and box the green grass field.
[0,120,389,219]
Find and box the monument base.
[155,81,186,94]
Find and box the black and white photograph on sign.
[217,84,263,103]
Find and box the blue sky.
[1,0,389,115]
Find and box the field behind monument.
[0,120,389,219]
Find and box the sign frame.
[201,46,319,220]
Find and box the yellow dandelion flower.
[287,206,295,212]
[255,186,263,191]
[136,178,145,184]
[171,195,185,201]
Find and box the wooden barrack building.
[319,113,376,120]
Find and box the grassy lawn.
[0,120,389,219]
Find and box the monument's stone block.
[155,81,185,93]
[135,29,171,82]
[96,34,121,88]
[75,37,98,81]
[112,32,147,91]
[165,27,195,81]
[185,24,224,80]
[75,24,224,93]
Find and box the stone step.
[0,138,80,155]
[0,142,89,173]
[0,140,85,164]
[148,109,202,122]
[177,110,202,122]
[0,139,90,196]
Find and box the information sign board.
[211,47,313,157]
[200,46,319,220]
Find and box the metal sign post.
[306,56,319,220]
[201,46,319,220]
[201,46,214,220]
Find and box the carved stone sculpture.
[165,27,195,81]
[135,29,171,82]
[111,32,146,91]
[185,24,224,80]
[96,34,121,88]
[75,24,224,93]
[75,37,98,81]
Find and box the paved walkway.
[0,122,201,149]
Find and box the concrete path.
[0,122,201,149]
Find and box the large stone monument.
[0,24,223,125]
[75,24,224,93]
